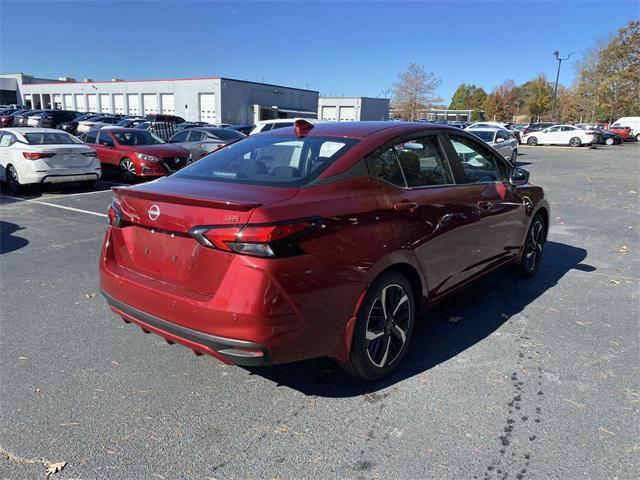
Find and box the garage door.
[113,94,125,115]
[321,106,337,121]
[161,94,175,115]
[63,94,73,110]
[199,93,216,122]
[87,94,97,112]
[99,94,112,113]
[142,94,158,115]
[53,94,62,110]
[75,94,86,112]
[127,94,140,116]
[339,106,355,122]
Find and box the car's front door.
[542,126,563,144]
[367,133,480,297]
[443,133,527,279]
[96,130,118,167]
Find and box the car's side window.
[561,126,574,132]
[395,136,454,187]
[367,147,405,187]
[98,132,114,146]
[84,131,98,144]
[449,135,508,184]
[188,131,205,142]
[171,130,189,143]
[548,126,561,132]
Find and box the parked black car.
[111,117,147,128]
[227,124,255,135]
[595,129,623,145]
[523,122,555,137]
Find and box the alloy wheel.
[365,284,411,368]
[528,137,538,146]
[524,220,544,272]
[120,159,136,182]
[569,137,581,147]
[605,138,614,145]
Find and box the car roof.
[260,121,444,139]
[467,127,501,132]
[2,127,65,134]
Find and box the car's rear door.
[442,132,526,278]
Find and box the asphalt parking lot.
[1,143,638,480]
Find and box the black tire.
[510,149,518,164]
[569,137,582,147]
[119,158,137,183]
[6,165,23,194]
[340,271,416,381]
[513,214,546,278]
[527,137,538,146]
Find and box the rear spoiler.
[112,187,261,211]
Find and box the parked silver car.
[467,128,518,163]
[168,127,246,160]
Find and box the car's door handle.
[477,200,493,210]
[393,202,420,212]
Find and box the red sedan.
[84,128,190,182]
[100,120,549,380]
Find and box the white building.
[0,73,319,124]
[318,97,390,122]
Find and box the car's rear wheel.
[605,137,615,146]
[514,214,546,278]
[635,133,640,142]
[569,137,582,147]
[6,165,23,194]
[341,271,415,381]
[527,137,538,146]
[120,158,137,183]
[510,149,518,164]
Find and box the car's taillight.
[107,202,128,227]
[22,152,55,160]
[190,219,319,258]
[83,151,98,157]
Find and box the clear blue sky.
[1,1,637,103]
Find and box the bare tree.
[392,63,441,120]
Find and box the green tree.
[392,63,442,120]
[520,75,553,121]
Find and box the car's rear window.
[24,132,81,145]
[175,135,359,186]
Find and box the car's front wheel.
[527,137,538,146]
[6,165,23,194]
[569,137,582,147]
[513,214,546,278]
[120,158,137,183]
[605,137,615,145]
[341,271,416,381]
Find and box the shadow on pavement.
[246,241,593,397]
[0,221,29,254]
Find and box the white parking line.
[40,189,116,198]
[1,195,107,218]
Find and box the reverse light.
[190,219,318,258]
[22,152,55,160]
[135,152,160,162]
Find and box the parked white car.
[611,117,640,141]
[0,128,101,193]
[467,128,518,163]
[250,118,327,135]
[521,125,594,147]
[76,115,120,134]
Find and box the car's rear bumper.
[102,291,272,366]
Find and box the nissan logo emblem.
[148,204,160,221]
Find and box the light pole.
[551,50,573,121]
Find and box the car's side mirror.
[509,167,529,186]
[496,137,505,143]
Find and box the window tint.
[24,132,80,145]
[202,128,245,140]
[395,137,453,187]
[112,130,164,145]
[449,135,508,184]
[496,130,509,140]
[470,130,495,142]
[271,122,294,130]
[547,126,561,132]
[175,135,358,186]
[561,126,575,131]
[0,133,15,147]
[170,130,189,143]
[85,131,98,144]
[367,148,405,187]
[98,131,114,146]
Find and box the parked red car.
[608,125,632,140]
[100,120,549,380]
[84,128,190,181]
